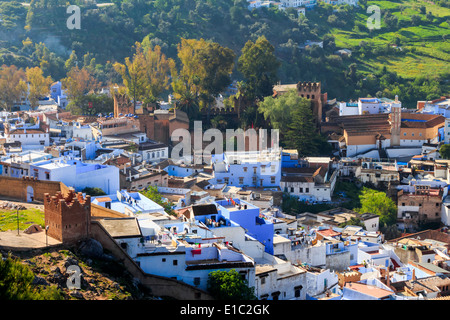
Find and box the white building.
[339,97,402,117]
[280,166,338,202]
[135,235,255,291]
[419,97,450,117]
[211,150,282,188]
[0,150,53,178]
[5,119,50,149]
[29,156,120,194]
[138,140,168,164]
[255,256,307,300]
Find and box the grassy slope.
[0,208,44,232]
[330,0,450,80]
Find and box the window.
[243,167,248,172]
[299,188,303,193]
[271,176,275,184]
[290,187,294,193]
[261,277,266,285]
[239,177,244,185]
[194,278,201,286]
[253,167,257,174]
[173,260,178,266]
[45,172,50,180]
[305,188,309,193]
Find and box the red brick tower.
[113,93,135,118]
[296,82,327,125]
[44,190,91,243]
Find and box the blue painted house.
[216,199,274,254]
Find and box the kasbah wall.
[0,176,64,202]
[0,175,213,300]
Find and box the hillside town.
[0,77,449,301]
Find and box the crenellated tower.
[44,190,91,243]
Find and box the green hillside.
[320,0,450,79]
[0,0,448,105]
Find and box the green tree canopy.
[238,36,280,101]
[172,38,235,120]
[207,269,256,300]
[140,186,175,216]
[0,253,63,300]
[439,144,450,159]
[259,89,331,156]
[356,188,397,227]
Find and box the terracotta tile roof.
[317,228,341,238]
[400,113,445,128]
[344,282,393,299]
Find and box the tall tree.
[173,38,235,120]
[259,89,330,156]
[25,66,52,109]
[114,42,148,109]
[357,188,397,227]
[0,65,27,111]
[283,96,326,156]
[144,45,176,103]
[439,144,450,160]
[65,50,78,71]
[62,66,99,101]
[238,36,280,101]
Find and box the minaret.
[390,95,401,146]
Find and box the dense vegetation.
[0,0,447,107]
[0,253,63,299]
[207,269,256,300]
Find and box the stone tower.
[44,190,91,243]
[296,81,327,124]
[390,95,402,147]
[113,93,135,118]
